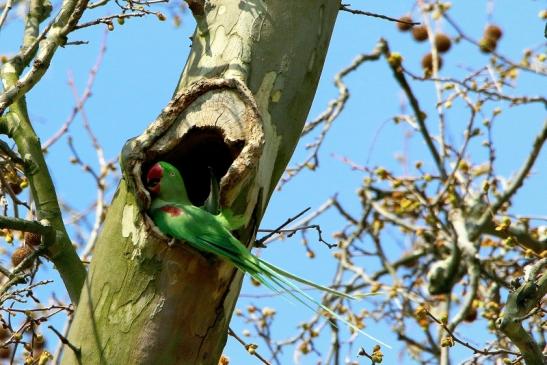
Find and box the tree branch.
[1,86,86,304]
[473,121,547,240]
[339,4,420,27]
[0,0,89,115]
[482,220,547,254]
[380,39,447,179]
[0,0,12,30]
[0,215,51,234]
[497,258,547,365]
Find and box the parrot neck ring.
[146,163,163,195]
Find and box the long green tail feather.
[259,258,359,300]
[213,239,366,303]
[256,262,392,348]
[221,245,391,347]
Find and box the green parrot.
[146,161,388,347]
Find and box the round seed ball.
[435,33,452,53]
[8,182,22,195]
[397,16,414,31]
[0,346,10,359]
[412,25,429,42]
[11,246,34,268]
[479,37,497,53]
[485,24,503,41]
[422,53,443,72]
[24,232,41,246]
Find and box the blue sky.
[1,0,546,363]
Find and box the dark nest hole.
[143,126,244,206]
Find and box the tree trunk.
[62,1,339,364]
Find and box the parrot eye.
[169,172,175,177]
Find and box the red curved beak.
[146,163,163,194]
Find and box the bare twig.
[380,39,447,179]
[473,121,547,239]
[0,0,90,116]
[49,325,81,358]
[280,42,383,187]
[403,68,547,107]
[228,327,271,365]
[340,4,420,27]
[0,0,12,30]
[497,259,547,364]
[425,309,518,357]
[443,13,547,76]
[258,224,336,249]
[256,207,310,246]
[42,32,107,151]
[0,215,54,236]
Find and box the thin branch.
[228,327,271,365]
[0,140,26,165]
[53,317,72,365]
[74,12,146,29]
[425,309,518,357]
[497,259,547,364]
[473,121,547,239]
[86,0,109,8]
[0,169,31,212]
[482,221,547,254]
[432,96,477,206]
[367,196,427,233]
[41,32,106,151]
[256,207,310,246]
[280,42,383,187]
[339,4,420,27]
[0,215,54,236]
[443,13,546,76]
[0,0,90,116]
[0,0,12,30]
[403,68,547,107]
[48,325,81,358]
[380,39,447,179]
[63,36,110,258]
[2,66,87,303]
[258,224,336,249]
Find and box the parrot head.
[146,161,189,203]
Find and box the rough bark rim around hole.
[120,78,264,241]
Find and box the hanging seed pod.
[412,25,428,42]
[422,52,443,73]
[11,246,34,268]
[479,37,497,53]
[0,345,10,359]
[397,16,414,31]
[434,33,452,53]
[484,24,503,41]
[24,232,41,246]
